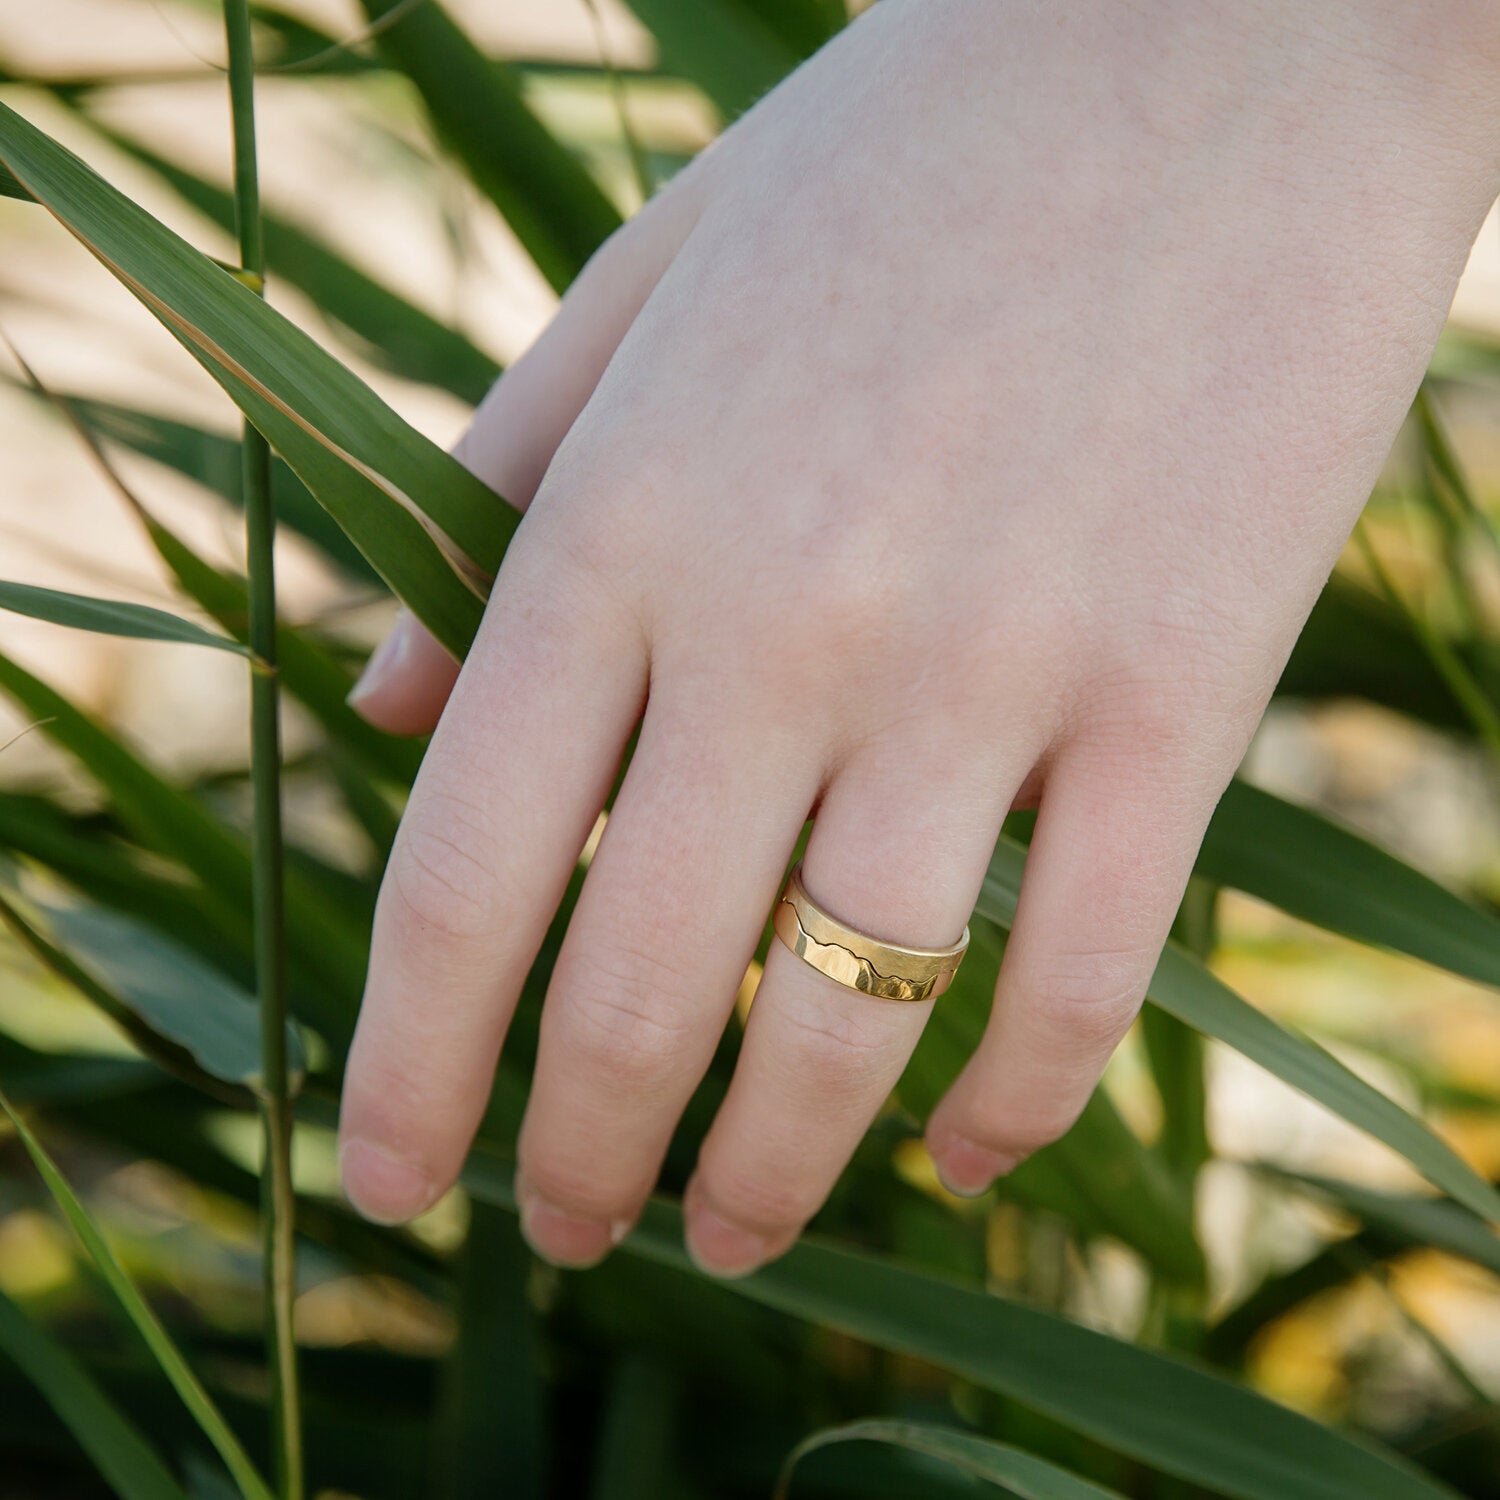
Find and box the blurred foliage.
[0,1,1499,1497]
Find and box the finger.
[348,186,703,733]
[346,608,459,736]
[339,536,649,1224]
[683,742,1022,1277]
[925,744,1211,1195]
[513,698,819,1267]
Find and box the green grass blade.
[39,898,304,1092]
[0,650,252,910]
[0,579,254,658]
[1356,522,1500,769]
[7,380,379,586]
[903,928,1204,1283]
[1140,1005,1211,1183]
[434,1202,546,1500]
[1414,386,1500,576]
[9,360,418,787]
[779,1421,1126,1500]
[0,1032,161,1109]
[0,1089,275,1500]
[0,789,242,966]
[138,512,422,787]
[245,3,386,73]
[93,122,501,403]
[0,100,510,657]
[741,0,846,57]
[355,0,621,292]
[1147,881,1215,1182]
[0,889,251,1104]
[980,838,1500,1224]
[1197,780,1500,987]
[329,750,401,856]
[90,394,378,584]
[0,1288,192,1500]
[587,1358,680,1500]
[0,649,367,1037]
[624,0,801,117]
[1265,1169,1500,1280]
[1282,575,1500,733]
[463,1161,1461,1500]
[1015,776,1500,990]
[1152,938,1500,1222]
[0,157,32,199]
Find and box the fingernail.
[347,610,414,707]
[340,1138,439,1225]
[933,1136,1018,1199]
[685,1202,771,1279]
[517,1182,625,1270]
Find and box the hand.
[338,0,1500,1274]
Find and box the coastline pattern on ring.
[771,894,963,1002]
[771,863,970,1002]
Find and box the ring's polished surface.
[772,862,969,1002]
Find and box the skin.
[338,0,1500,1276]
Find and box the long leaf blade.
[0,1288,192,1500]
[355,0,621,292]
[979,838,1500,1224]
[625,0,801,118]
[0,648,366,1038]
[46,900,305,1091]
[0,579,254,658]
[12,382,378,586]
[93,122,500,403]
[780,1421,1126,1500]
[0,1089,275,1500]
[0,889,250,1103]
[1198,779,1500,988]
[463,1160,1460,1500]
[1266,1168,1500,1280]
[0,100,507,657]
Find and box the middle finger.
[515,695,820,1266]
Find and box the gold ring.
[772,862,969,1002]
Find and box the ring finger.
[683,739,1027,1277]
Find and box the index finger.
[339,536,647,1223]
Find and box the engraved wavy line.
[779,901,950,997]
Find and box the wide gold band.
[771,862,969,1002]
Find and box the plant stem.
[222,5,303,1497]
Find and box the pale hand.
[339,0,1500,1275]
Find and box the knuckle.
[343,1058,427,1144]
[522,1155,635,1220]
[1078,640,1267,776]
[701,1164,811,1235]
[773,990,909,1095]
[1023,945,1150,1051]
[494,513,643,664]
[969,1095,1088,1158]
[555,958,697,1091]
[780,536,904,667]
[534,438,657,583]
[386,792,499,943]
